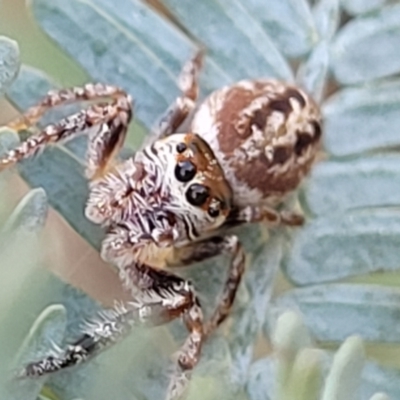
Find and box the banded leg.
[228,204,305,228]
[152,50,204,138]
[2,83,132,179]
[170,235,246,337]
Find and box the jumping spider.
[1,51,322,399]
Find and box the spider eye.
[175,160,197,182]
[208,205,220,218]
[176,142,187,153]
[186,184,209,206]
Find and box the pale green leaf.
[323,79,400,157]
[283,348,323,400]
[270,284,400,342]
[0,35,20,95]
[284,209,400,285]
[5,305,67,400]
[331,4,400,84]
[1,188,48,235]
[322,336,365,400]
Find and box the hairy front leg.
[20,264,204,400]
[2,83,132,179]
[152,50,204,138]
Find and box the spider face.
[151,132,233,235]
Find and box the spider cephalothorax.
[1,52,322,400]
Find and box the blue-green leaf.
[323,79,400,157]
[361,362,399,399]
[313,0,340,41]
[369,394,390,400]
[302,154,400,216]
[296,41,329,102]
[236,0,317,57]
[7,66,104,249]
[269,284,400,342]
[284,209,400,285]
[341,0,387,16]
[0,36,20,95]
[161,0,293,81]
[246,357,274,400]
[30,0,228,129]
[331,4,400,84]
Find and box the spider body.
[1,52,321,399]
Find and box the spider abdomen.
[191,79,322,207]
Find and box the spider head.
[151,133,233,235]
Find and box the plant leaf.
[331,4,400,84]
[283,209,400,285]
[269,284,400,342]
[160,0,294,81]
[341,0,387,16]
[0,36,20,95]
[1,188,48,235]
[235,0,318,58]
[246,357,274,400]
[296,40,329,102]
[302,154,400,216]
[4,305,67,400]
[312,0,340,41]
[323,79,400,157]
[30,0,230,128]
[361,361,400,400]
[6,66,104,249]
[322,336,365,400]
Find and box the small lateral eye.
[186,184,209,206]
[175,160,197,182]
[176,142,187,153]
[208,205,220,218]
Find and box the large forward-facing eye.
[175,160,197,182]
[186,183,209,206]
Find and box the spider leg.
[2,83,132,179]
[169,235,246,338]
[228,204,305,228]
[20,264,204,400]
[152,50,204,138]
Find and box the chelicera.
[1,51,322,399]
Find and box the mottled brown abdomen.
[191,79,322,207]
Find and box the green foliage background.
[1,1,400,400]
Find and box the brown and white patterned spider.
[1,51,321,399]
